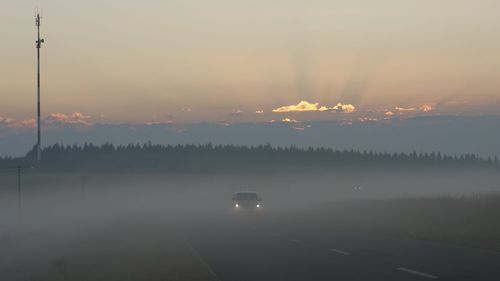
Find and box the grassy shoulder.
[304,195,500,252]
[0,216,218,281]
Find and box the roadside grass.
[0,216,218,281]
[315,194,500,252]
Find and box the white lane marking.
[178,232,220,281]
[397,267,438,279]
[289,239,301,243]
[328,248,351,256]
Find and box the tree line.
[0,143,498,172]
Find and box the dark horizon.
[1,142,498,173]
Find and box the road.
[2,202,500,281]
[180,209,500,281]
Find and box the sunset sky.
[2,0,500,126]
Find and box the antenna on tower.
[35,10,44,163]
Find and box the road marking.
[328,248,351,256]
[177,232,220,281]
[397,267,438,279]
[289,239,301,243]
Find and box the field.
[292,194,500,252]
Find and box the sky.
[2,0,500,126]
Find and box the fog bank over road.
[0,170,499,280]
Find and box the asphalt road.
[2,201,500,281]
[180,209,500,281]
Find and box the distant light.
[256,204,260,208]
[235,204,239,208]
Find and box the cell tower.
[35,11,44,162]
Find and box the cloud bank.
[272,100,355,113]
[0,116,35,128]
[46,112,92,125]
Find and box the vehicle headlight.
[256,204,260,208]
[235,203,239,207]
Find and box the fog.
[1,168,499,280]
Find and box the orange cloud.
[17,118,36,128]
[420,104,434,112]
[273,101,324,112]
[395,106,417,112]
[395,104,435,113]
[46,112,92,125]
[0,117,36,128]
[0,116,15,126]
[331,103,356,113]
[272,100,355,113]
[282,118,298,123]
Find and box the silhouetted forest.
[0,143,498,172]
